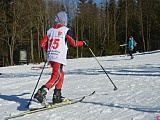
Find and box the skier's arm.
[65,29,84,47]
[40,35,48,50]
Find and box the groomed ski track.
[0,50,160,120]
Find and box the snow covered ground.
[0,50,160,120]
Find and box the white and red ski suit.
[40,14,84,90]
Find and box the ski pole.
[26,61,47,108]
[88,47,117,91]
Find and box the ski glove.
[83,39,89,46]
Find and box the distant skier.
[34,11,88,104]
[128,36,135,59]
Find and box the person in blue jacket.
[128,36,135,59]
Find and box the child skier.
[34,11,88,104]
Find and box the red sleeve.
[66,34,84,47]
[40,35,48,50]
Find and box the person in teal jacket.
[128,36,135,59]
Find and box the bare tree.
[138,0,145,52]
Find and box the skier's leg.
[53,65,64,104]
[34,61,61,103]
[45,61,61,89]
[55,70,64,89]
[128,49,132,56]
[130,50,134,59]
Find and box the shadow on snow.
[0,93,30,111]
[81,101,160,113]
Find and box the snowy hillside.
[0,50,160,120]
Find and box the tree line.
[0,0,160,66]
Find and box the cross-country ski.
[6,96,84,119]
[6,91,95,119]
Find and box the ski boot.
[52,89,63,104]
[131,56,134,59]
[34,85,48,103]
